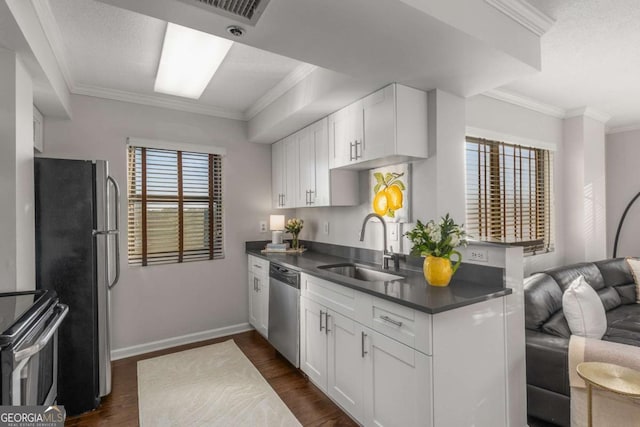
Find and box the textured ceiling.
[48,0,303,116]
[502,0,640,130]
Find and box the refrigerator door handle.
[107,175,121,289]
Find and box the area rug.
[137,340,301,427]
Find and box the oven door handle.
[14,304,69,363]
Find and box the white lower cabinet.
[300,275,432,427]
[363,326,431,427]
[248,256,269,338]
[327,310,366,422]
[300,296,328,388]
[299,272,509,427]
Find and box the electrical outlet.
[389,223,399,241]
[259,221,267,233]
[323,221,330,235]
[469,249,488,262]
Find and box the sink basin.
[317,263,404,282]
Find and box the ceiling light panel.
[154,23,233,99]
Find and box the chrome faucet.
[359,213,401,270]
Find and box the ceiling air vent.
[178,0,272,26]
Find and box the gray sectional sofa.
[523,258,639,426]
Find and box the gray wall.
[606,129,640,257]
[42,94,272,352]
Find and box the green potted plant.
[404,214,468,286]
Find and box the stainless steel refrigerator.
[34,158,121,416]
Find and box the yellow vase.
[423,252,462,287]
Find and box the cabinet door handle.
[361,331,368,358]
[380,315,403,327]
[325,313,331,335]
[306,190,310,205]
[256,278,261,292]
[308,190,314,205]
[349,141,355,161]
[355,140,362,159]
[320,310,325,332]
[253,277,258,291]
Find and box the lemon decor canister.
[404,214,468,287]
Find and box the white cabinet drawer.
[248,255,269,278]
[301,273,371,321]
[368,296,432,355]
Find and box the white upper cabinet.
[272,140,285,208]
[272,118,358,209]
[329,83,428,170]
[33,105,44,153]
[272,135,299,209]
[328,100,364,168]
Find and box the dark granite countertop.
[246,244,511,315]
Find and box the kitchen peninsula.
[247,240,524,427]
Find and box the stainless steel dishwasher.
[268,263,300,367]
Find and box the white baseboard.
[110,322,254,361]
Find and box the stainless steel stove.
[0,290,68,406]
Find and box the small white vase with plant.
[285,218,304,250]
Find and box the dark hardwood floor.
[64,330,357,426]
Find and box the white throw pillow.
[562,275,607,339]
[625,257,640,303]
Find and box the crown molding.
[565,107,611,123]
[606,124,640,135]
[244,63,318,120]
[483,88,565,118]
[485,0,555,36]
[72,84,245,120]
[466,126,557,151]
[31,0,74,91]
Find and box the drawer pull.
[253,264,262,269]
[380,315,403,327]
[320,310,325,332]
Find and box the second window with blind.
[465,136,554,255]
[127,144,224,266]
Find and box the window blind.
[465,136,554,255]
[127,145,224,266]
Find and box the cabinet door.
[271,141,285,209]
[362,85,395,162]
[33,105,44,153]
[312,118,330,206]
[248,271,261,333]
[257,274,269,338]
[283,135,299,208]
[327,310,365,423]
[297,127,315,207]
[328,101,363,168]
[363,327,432,427]
[300,296,328,391]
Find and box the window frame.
[126,138,225,266]
[464,135,554,256]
